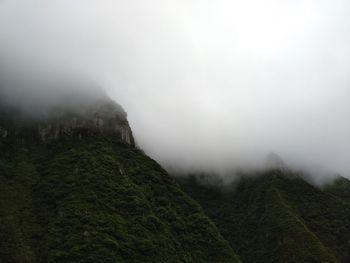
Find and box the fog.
[0,0,349,179]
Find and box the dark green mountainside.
[325,177,350,203]
[177,171,350,263]
[0,100,239,263]
[1,86,349,263]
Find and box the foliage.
[177,170,350,263]
[0,136,239,263]
[324,176,350,203]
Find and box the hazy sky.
[0,0,349,177]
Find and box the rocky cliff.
[0,99,135,146]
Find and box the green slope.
[0,136,239,263]
[324,177,350,203]
[177,171,350,263]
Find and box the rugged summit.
[0,99,134,145]
[0,78,134,145]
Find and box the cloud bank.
[0,0,349,178]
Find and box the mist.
[0,0,349,179]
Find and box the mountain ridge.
[177,170,350,263]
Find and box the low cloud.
[0,0,349,179]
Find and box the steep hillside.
[177,171,350,263]
[325,177,350,203]
[0,100,239,263]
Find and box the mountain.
[177,170,350,263]
[0,97,240,262]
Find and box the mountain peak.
[0,82,134,145]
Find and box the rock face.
[0,99,135,146]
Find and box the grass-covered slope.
[177,171,350,263]
[0,136,239,263]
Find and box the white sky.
[0,0,349,177]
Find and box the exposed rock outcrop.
[0,99,135,146]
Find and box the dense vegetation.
[325,177,350,203]
[0,135,239,263]
[177,170,350,263]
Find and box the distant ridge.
[177,170,350,263]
